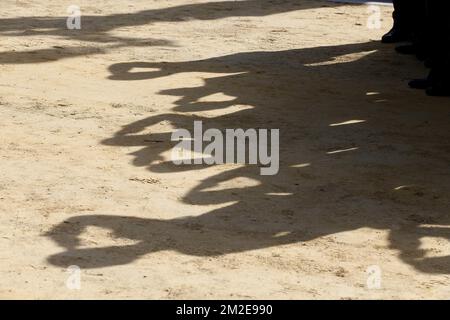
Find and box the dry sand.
[0,0,449,299]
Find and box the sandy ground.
[0,0,449,299]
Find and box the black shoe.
[409,78,430,90]
[424,58,433,69]
[426,85,450,97]
[396,44,416,55]
[416,50,428,62]
[382,28,410,44]
[395,44,429,61]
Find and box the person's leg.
[426,1,450,96]
[394,0,428,58]
[411,0,429,59]
[408,1,434,90]
[382,0,413,43]
[410,1,450,96]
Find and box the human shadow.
[0,38,175,65]
[0,0,343,39]
[47,41,450,273]
[0,0,341,65]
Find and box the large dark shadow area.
[0,0,342,38]
[46,41,450,274]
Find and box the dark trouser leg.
[408,0,450,94]
[409,0,429,59]
[392,0,411,32]
[382,0,414,43]
[426,1,450,95]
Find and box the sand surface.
[1,0,449,299]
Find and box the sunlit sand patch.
[329,120,366,126]
[304,50,378,67]
[327,147,359,154]
[201,176,261,192]
[290,163,311,168]
[273,231,292,238]
[394,185,415,191]
[130,66,161,74]
[161,149,210,164]
[197,104,255,118]
[265,192,293,196]
[196,92,237,103]
[79,226,141,248]
[419,229,450,259]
